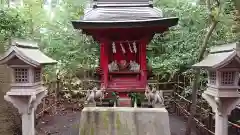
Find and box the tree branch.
[184,0,219,134]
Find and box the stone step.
[109,83,139,86]
[109,81,139,83]
[111,79,135,81]
[108,83,140,87]
[110,82,137,85]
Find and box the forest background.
[0,0,239,87]
[0,0,240,134]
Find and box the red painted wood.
[83,27,168,41]
[140,38,148,88]
[93,27,169,99]
[100,44,104,73]
[87,28,157,42]
[118,92,128,97]
[106,88,145,93]
[118,93,132,107]
[109,71,140,75]
[110,42,137,63]
[100,43,104,86]
[118,97,132,107]
[100,41,109,88]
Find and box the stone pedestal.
[22,108,35,135]
[79,107,171,135]
[215,111,228,135]
[4,91,47,135]
[202,93,240,135]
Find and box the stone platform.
[79,107,171,135]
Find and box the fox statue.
[145,85,164,107]
[145,85,155,106]
[85,87,105,105]
[108,60,119,72]
[129,60,140,72]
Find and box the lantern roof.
[193,42,240,69]
[72,0,178,29]
[0,39,57,67]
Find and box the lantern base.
[205,87,240,97]
[4,90,47,135]
[202,93,240,135]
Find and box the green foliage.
[0,0,98,80]
[0,0,238,83]
[38,0,99,78]
[0,8,28,52]
[128,92,145,105]
[148,0,237,79]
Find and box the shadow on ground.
[36,110,197,135]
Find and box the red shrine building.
[72,0,178,106]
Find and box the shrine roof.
[12,39,39,49]
[192,42,240,69]
[209,42,239,53]
[72,2,178,29]
[0,39,57,67]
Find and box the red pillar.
[100,41,109,88]
[140,40,147,88]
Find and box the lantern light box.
[193,42,240,97]
[0,39,57,95]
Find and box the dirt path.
[36,110,197,135]
[169,113,197,135]
[36,110,80,135]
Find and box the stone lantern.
[0,39,57,135]
[193,42,240,135]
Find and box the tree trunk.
[185,0,219,134]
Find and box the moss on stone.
[115,113,133,135]
[116,112,121,130]
[80,121,95,135]
[102,111,110,129]
[80,119,90,135]
[90,126,95,135]
[80,127,86,135]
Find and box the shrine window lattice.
[14,68,28,83]
[209,72,216,84]
[34,69,41,82]
[221,72,235,85]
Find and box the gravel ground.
[36,109,197,135]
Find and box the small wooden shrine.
[72,0,178,106]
